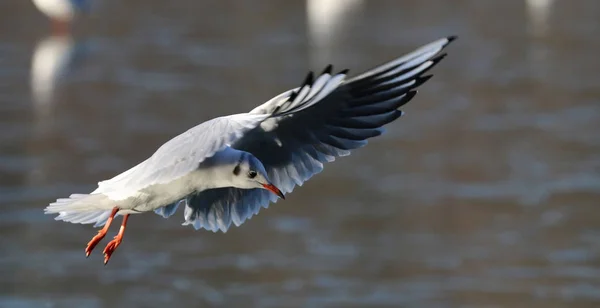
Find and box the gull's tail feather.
[44,193,112,227]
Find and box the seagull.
[45,36,457,264]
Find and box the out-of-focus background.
[1,0,599,307]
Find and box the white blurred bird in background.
[30,0,91,108]
[29,0,91,185]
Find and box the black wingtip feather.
[447,35,458,42]
[289,71,314,102]
[321,65,333,75]
[339,69,349,75]
[430,53,447,65]
[303,71,314,86]
[412,75,434,88]
[396,90,418,108]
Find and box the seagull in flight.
[45,36,457,264]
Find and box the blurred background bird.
[30,0,92,107]
[29,0,91,188]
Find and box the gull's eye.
[247,170,257,179]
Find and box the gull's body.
[45,36,457,264]
[79,147,259,215]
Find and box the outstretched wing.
[95,70,342,200]
[94,113,270,199]
[179,36,456,232]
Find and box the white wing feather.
[94,113,269,197]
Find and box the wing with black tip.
[179,36,457,232]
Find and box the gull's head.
[231,152,285,199]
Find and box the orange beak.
[262,183,285,200]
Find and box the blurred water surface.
[1,0,600,307]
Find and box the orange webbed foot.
[102,235,123,265]
[85,230,107,257]
[102,214,129,265]
[84,207,119,258]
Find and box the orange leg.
[85,207,119,257]
[102,214,129,265]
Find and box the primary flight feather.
[45,36,457,264]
